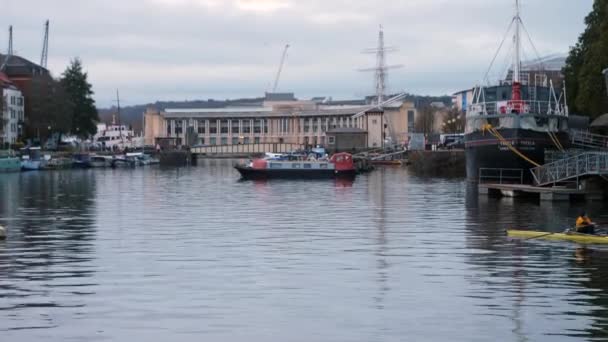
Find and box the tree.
[60,58,98,138]
[563,0,608,118]
[415,106,436,136]
[25,73,73,143]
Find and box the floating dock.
[478,183,605,201]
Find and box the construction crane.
[0,25,13,71]
[272,44,289,93]
[40,20,49,69]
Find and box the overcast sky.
[3,0,593,107]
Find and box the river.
[1,160,608,341]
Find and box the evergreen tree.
[25,74,73,143]
[564,0,608,118]
[60,58,98,137]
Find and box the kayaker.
[576,211,596,234]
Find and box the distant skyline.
[3,0,593,107]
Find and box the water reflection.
[0,164,607,341]
[0,171,97,331]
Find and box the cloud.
[2,0,593,106]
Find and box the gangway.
[570,129,608,150]
[531,151,608,186]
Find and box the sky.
[2,0,594,107]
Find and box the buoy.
[0,225,6,240]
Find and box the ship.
[234,152,356,180]
[464,0,569,183]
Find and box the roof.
[0,53,49,76]
[162,106,370,119]
[0,71,11,85]
[327,127,367,134]
[264,92,296,101]
[590,113,608,128]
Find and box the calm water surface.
[1,160,608,341]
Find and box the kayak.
[507,229,608,244]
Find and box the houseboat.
[235,152,356,179]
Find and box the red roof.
[0,71,11,85]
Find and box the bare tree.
[414,106,436,136]
[441,107,465,134]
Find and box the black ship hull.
[465,128,569,183]
[234,166,357,180]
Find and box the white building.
[0,72,24,146]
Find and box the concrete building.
[144,94,418,149]
[325,128,367,153]
[0,72,24,145]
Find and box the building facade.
[145,97,418,149]
[0,72,24,145]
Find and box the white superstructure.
[94,116,143,150]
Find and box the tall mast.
[116,90,124,145]
[513,0,521,84]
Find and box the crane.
[0,26,13,72]
[40,20,49,69]
[272,44,289,93]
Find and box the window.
[244,137,250,144]
[11,123,16,132]
[304,119,310,133]
[198,138,205,145]
[10,109,15,119]
[210,137,217,145]
[254,137,260,144]
[220,120,229,134]
[270,163,282,169]
[232,137,239,145]
[220,137,228,145]
[292,163,301,169]
[254,119,261,133]
[372,119,378,124]
[167,122,172,135]
[231,120,240,135]
[303,163,312,169]
[197,120,206,134]
[313,118,319,133]
[328,136,335,144]
[320,164,328,169]
[263,119,269,134]
[209,120,217,134]
[242,120,251,133]
[175,120,183,134]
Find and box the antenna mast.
[360,25,402,106]
[272,44,289,93]
[40,20,49,68]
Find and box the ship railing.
[467,100,566,117]
[479,168,524,185]
[531,152,608,186]
[570,129,608,150]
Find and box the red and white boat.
[234,152,357,179]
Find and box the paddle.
[524,232,556,241]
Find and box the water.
[1,161,608,341]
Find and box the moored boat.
[20,147,46,171]
[72,153,93,168]
[464,1,569,183]
[90,155,113,168]
[0,151,21,173]
[507,229,608,244]
[235,152,356,179]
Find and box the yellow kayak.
[507,229,608,244]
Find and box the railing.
[191,143,304,155]
[531,152,608,186]
[570,129,608,150]
[468,100,566,116]
[479,168,524,185]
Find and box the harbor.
[3,0,608,341]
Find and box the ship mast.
[513,0,521,84]
[511,0,523,111]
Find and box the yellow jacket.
[576,216,592,228]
